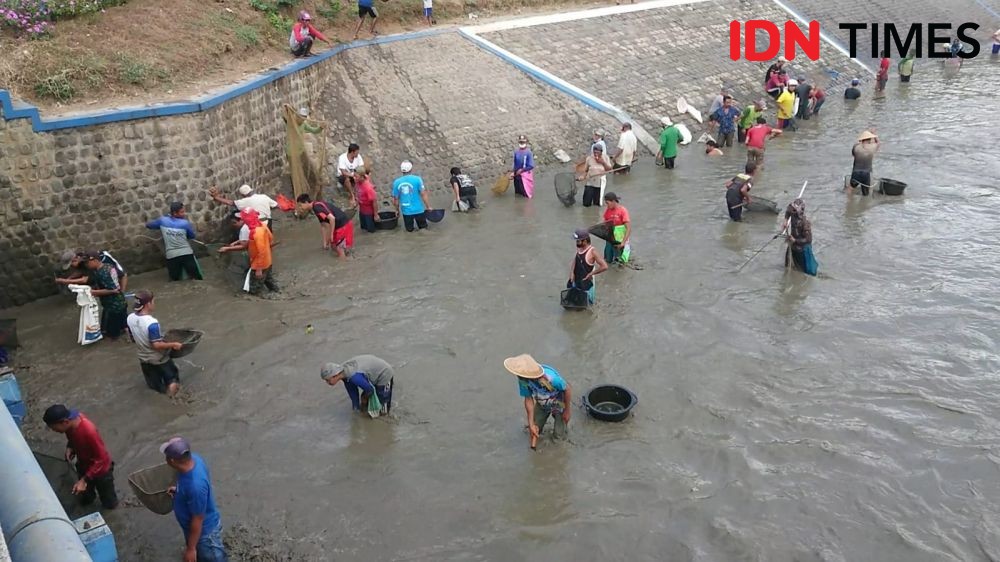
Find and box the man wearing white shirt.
[612,122,638,174]
[336,143,364,200]
[209,184,278,226]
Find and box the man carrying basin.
[320,355,396,417]
[503,354,572,450]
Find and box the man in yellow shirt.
[776,79,798,130]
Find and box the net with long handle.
[555,172,578,207]
[282,104,325,201]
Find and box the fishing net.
[587,221,613,241]
[560,288,589,309]
[491,174,510,195]
[555,172,578,207]
[282,104,327,201]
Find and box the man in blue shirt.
[392,161,433,232]
[353,0,378,39]
[163,437,227,562]
[709,95,742,148]
[503,354,572,450]
[146,202,203,281]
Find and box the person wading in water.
[725,163,757,222]
[781,198,817,276]
[568,228,608,306]
[849,130,880,196]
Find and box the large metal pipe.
[0,401,91,562]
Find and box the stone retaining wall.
[485,0,859,138]
[0,63,331,307]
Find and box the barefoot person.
[320,355,396,417]
[503,354,572,450]
[126,290,184,397]
[568,228,608,305]
[353,0,379,39]
[43,404,119,510]
[296,194,351,259]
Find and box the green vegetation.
[33,71,75,101]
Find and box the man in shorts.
[126,290,184,397]
[354,0,379,39]
[744,116,782,165]
[850,130,880,196]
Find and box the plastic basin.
[583,384,637,422]
[376,211,398,230]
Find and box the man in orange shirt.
[242,209,279,295]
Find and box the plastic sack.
[367,391,383,419]
[69,285,102,346]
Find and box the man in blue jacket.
[146,202,202,281]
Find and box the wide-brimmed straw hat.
[503,354,544,379]
[857,130,877,142]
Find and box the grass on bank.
[0,0,584,109]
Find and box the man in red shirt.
[44,404,118,509]
[290,11,331,58]
[744,116,782,165]
[876,51,890,94]
[602,192,632,264]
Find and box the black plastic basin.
[376,211,398,230]
[583,384,637,422]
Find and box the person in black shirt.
[844,78,862,100]
[296,194,352,259]
[449,167,479,211]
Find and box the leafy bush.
[0,1,52,36]
[47,0,127,18]
[266,11,292,33]
[235,24,260,46]
[317,0,341,19]
[33,71,75,101]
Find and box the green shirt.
[659,126,680,159]
[738,106,759,129]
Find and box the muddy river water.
[7,59,1000,561]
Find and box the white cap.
[298,107,309,117]
[400,161,413,173]
[238,184,253,196]
[660,116,673,126]
[787,79,799,86]
[778,56,788,63]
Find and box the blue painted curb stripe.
[0,27,451,133]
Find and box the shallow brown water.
[6,59,1000,561]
